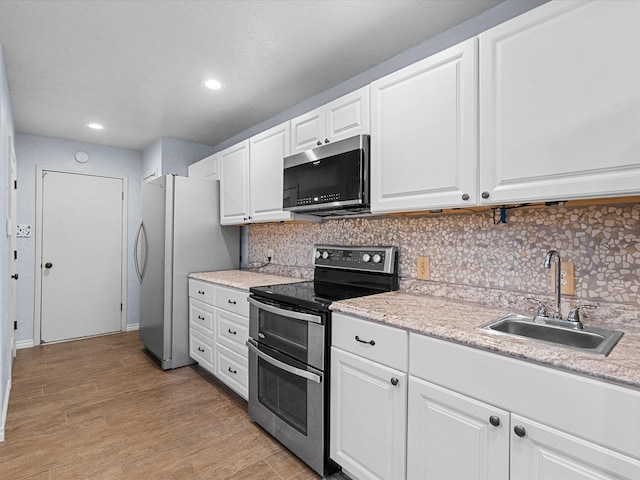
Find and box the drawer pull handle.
[390,377,399,386]
[355,335,375,346]
[489,416,501,427]
[197,347,205,353]
[514,425,526,438]
[198,290,205,295]
[228,367,237,375]
[197,315,205,320]
[228,328,237,335]
[228,299,237,305]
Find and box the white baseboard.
[126,323,139,332]
[16,339,34,350]
[1,376,11,442]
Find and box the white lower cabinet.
[510,414,640,480]
[330,313,408,480]
[407,376,509,480]
[188,279,249,399]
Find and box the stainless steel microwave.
[283,134,369,216]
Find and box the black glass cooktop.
[250,280,386,312]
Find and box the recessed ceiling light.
[203,78,224,90]
[87,123,104,130]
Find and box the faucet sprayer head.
[544,250,559,268]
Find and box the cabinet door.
[219,140,250,225]
[370,38,477,213]
[510,414,640,480]
[407,376,509,480]
[202,153,219,181]
[479,0,640,205]
[187,159,205,179]
[290,107,325,154]
[249,122,292,222]
[325,86,370,143]
[330,347,407,480]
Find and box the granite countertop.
[331,291,640,391]
[188,269,302,291]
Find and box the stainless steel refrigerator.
[136,175,239,369]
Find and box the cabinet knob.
[355,335,375,346]
[489,415,501,427]
[514,425,526,438]
[317,141,322,146]
[461,193,470,201]
[324,138,330,144]
[481,191,490,199]
[390,377,399,386]
[45,262,53,269]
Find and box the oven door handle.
[248,297,323,324]
[246,339,322,384]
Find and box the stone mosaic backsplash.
[247,202,640,325]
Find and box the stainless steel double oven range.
[247,245,399,476]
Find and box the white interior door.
[8,138,18,357]
[40,171,124,343]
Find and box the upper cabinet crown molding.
[478,0,640,205]
[290,86,370,155]
[370,38,478,214]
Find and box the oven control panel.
[313,245,397,274]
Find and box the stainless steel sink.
[479,314,624,356]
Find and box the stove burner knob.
[372,254,382,263]
[362,253,371,262]
[315,250,321,259]
[322,251,330,260]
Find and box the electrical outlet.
[550,262,575,295]
[417,256,430,280]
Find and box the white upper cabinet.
[219,140,250,225]
[370,38,478,214]
[290,86,370,154]
[188,153,219,181]
[249,122,292,223]
[479,0,640,205]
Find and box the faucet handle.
[526,297,549,318]
[567,304,597,323]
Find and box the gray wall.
[213,0,548,153]
[0,45,16,437]
[14,134,143,343]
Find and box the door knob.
[11,273,18,280]
[45,262,53,269]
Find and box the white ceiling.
[0,0,503,151]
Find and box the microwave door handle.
[248,297,322,324]
[246,340,322,384]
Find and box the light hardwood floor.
[0,331,322,479]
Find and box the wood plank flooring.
[0,332,322,479]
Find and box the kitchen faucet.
[544,249,562,319]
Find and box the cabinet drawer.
[215,344,248,400]
[189,298,215,338]
[215,308,249,356]
[332,312,408,371]
[189,328,215,373]
[188,279,215,305]
[214,285,249,317]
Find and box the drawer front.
[214,285,249,317]
[215,308,249,356]
[188,279,215,305]
[189,328,215,373]
[215,344,248,400]
[189,298,215,338]
[332,312,408,371]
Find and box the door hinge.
[14,180,17,189]
[122,192,124,200]
[14,321,17,330]
[120,303,123,311]
[14,250,17,260]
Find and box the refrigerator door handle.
[134,222,148,283]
